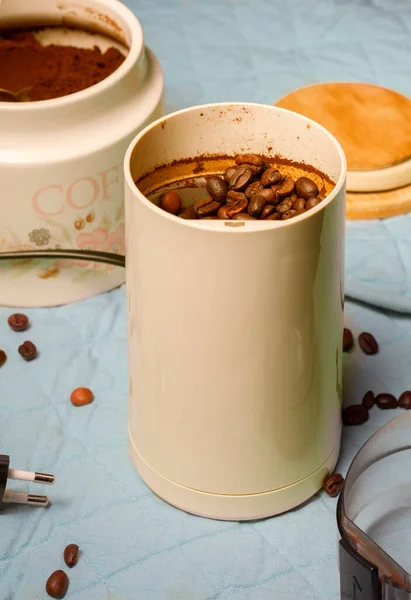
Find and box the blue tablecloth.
[1,1,411,598]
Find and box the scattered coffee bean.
[160,191,182,215]
[194,197,220,218]
[295,176,319,200]
[323,473,344,497]
[206,176,228,203]
[282,209,297,220]
[70,387,94,407]
[179,207,197,219]
[261,205,275,219]
[276,198,293,213]
[342,404,369,426]
[375,393,398,409]
[362,390,375,409]
[306,196,321,210]
[224,166,237,182]
[245,181,263,198]
[235,153,264,168]
[64,544,79,568]
[228,166,254,191]
[18,341,37,361]
[399,391,411,409]
[8,313,29,332]
[358,332,378,355]
[46,570,69,599]
[248,193,266,218]
[343,328,354,352]
[0,350,6,367]
[293,197,306,211]
[261,167,282,187]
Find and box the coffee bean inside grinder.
[146,154,331,222]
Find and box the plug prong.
[3,491,49,506]
[8,468,54,485]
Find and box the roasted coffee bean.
[227,196,249,217]
[228,166,254,191]
[46,570,69,599]
[276,176,295,198]
[245,181,263,199]
[217,205,231,219]
[235,154,264,168]
[342,404,369,426]
[248,193,266,218]
[70,387,94,407]
[290,193,298,202]
[18,341,37,361]
[64,544,79,568]
[206,176,228,203]
[8,313,29,332]
[265,212,281,220]
[258,188,278,205]
[282,209,297,220]
[0,350,6,367]
[323,473,344,497]
[295,176,319,200]
[362,390,375,409]
[399,391,411,409]
[232,213,255,220]
[294,208,306,217]
[160,191,182,215]
[358,332,378,355]
[261,167,282,187]
[245,163,264,175]
[343,328,354,352]
[224,166,237,182]
[306,196,321,210]
[227,190,247,202]
[375,393,398,409]
[276,198,293,213]
[293,197,306,211]
[261,205,275,219]
[194,197,220,218]
[179,207,197,219]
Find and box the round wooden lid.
[276,82,411,171]
[276,82,411,218]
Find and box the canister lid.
[275,82,411,219]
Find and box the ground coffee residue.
[0,30,125,101]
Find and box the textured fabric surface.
[1,1,411,599]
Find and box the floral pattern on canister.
[54,223,125,272]
[28,228,51,246]
[0,210,124,281]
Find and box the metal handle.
[0,249,126,268]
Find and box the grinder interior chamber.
[137,154,336,224]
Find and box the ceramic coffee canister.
[0,0,163,306]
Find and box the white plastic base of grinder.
[130,434,340,521]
